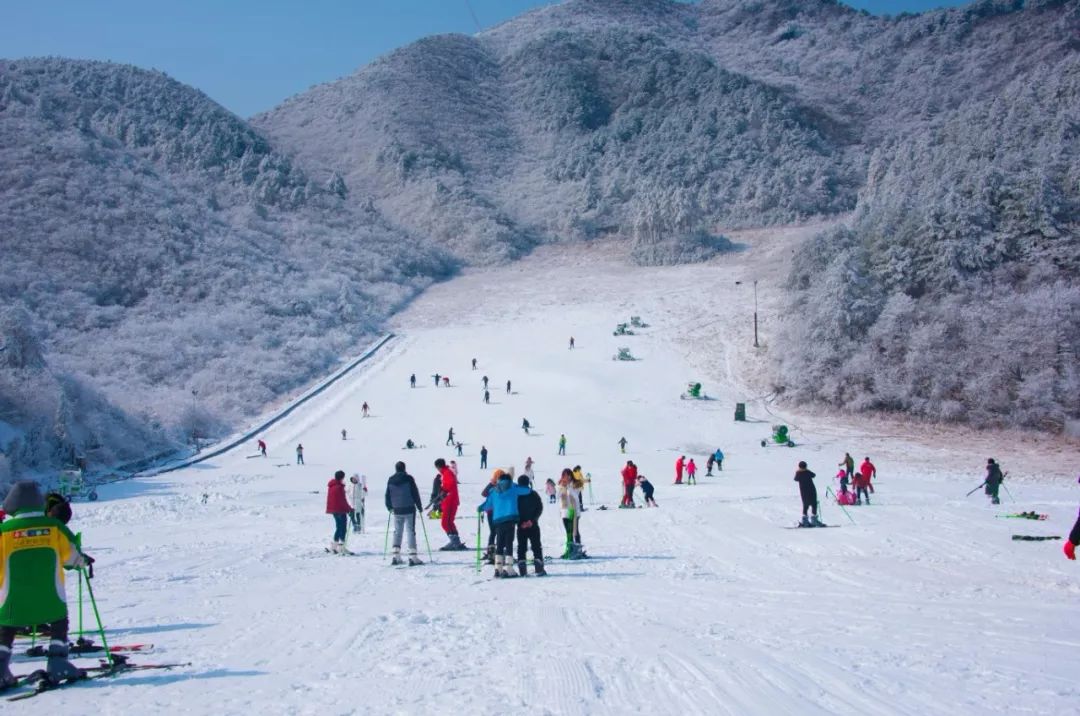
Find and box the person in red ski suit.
[674,456,685,484]
[859,457,877,494]
[620,461,638,507]
[435,458,465,550]
[854,457,875,504]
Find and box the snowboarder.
[985,458,1005,505]
[0,482,92,689]
[410,373,416,388]
[435,458,466,550]
[482,375,489,389]
[476,469,530,578]
[524,456,535,479]
[522,418,530,434]
[433,373,440,387]
[506,379,512,394]
[480,445,488,469]
[296,444,305,465]
[856,457,876,504]
[618,436,628,453]
[794,461,821,527]
[483,389,490,404]
[362,402,370,418]
[385,461,424,566]
[686,458,697,485]
[558,434,567,456]
[443,376,450,387]
[515,475,546,576]
[621,460,638,507]
[545,477,557,504]
[569,336,575,349]
[446,427,455,446]
[674,455,685,484]
[341,429,347,441]
[714,448,724,472]
[257,439,267,457]
[326,470,353,553]
[839,452,854,480]
[638,475,657,507]
[472,358,477,370]
[349,474,367,532]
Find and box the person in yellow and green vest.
[1,481,92,690]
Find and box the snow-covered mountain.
[0,58,455,475]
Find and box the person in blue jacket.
[477,469,531,578]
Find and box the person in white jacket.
[349,474,367,533]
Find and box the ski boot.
[810,515,824,527]
[493,555,503,579]
[390,550,404,566]
[799,515,811,527]
[517,559,528,578]
[408,554,424,566]
[329,541,342,554]
[534,557,547,577]
[46,641,86,684]
[484,545,496,565]
[500,556,517,578]
[0,645,16,691]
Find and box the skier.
[839,452,855,481]
[620,460,638,508]
[515,475,546,576]
[480,445,488,469]
[483,389,490,404]
[404,439,417,450]
[385,461,424,566]
[835,468,850,497]
[522,418,530,435]
[296,444,305,465]
[985,458,1005,505]
[855,457,876,504]
[349,474,367,532]
[433,373,440,387]
[326,470,353,554]
[341,429,347,441]
[558,469,586,559]
[674,455,685,485]
[638,475,657,507]
[569,336,575,349]
[435,458,466,550]
[524,456,535,479]
[410,373,416,388]
[506,379,512,394]
[426,474,443,519]
[476,470,531,578]
[482,375,489,389]
[446,427,455,446]
[558,434,567,456]
[794,461,822,527]
[545,477,557,504]
[472,358,477,370]
[714,448,724,472]
[686,458,697,485]
[258,439,267,457]
[0,482,92,689]
[456,441,464,457]
[443,376,450,387]
[706,454,715,476]
[618,436,628,453]
[362,402,370,418]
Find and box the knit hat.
[3,480,44,516]
[517,475,530,487]
[492,469,506,481]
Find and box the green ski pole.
[826,487,856,525]
[77,567,84,639]
[418,511,433,562]
[81,565,114,668]
[475,512,482,573]
[383,511,391,558]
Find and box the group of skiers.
[834,453,876,506]
[671,449,724,485]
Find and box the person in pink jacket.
[326,470,352,554]
[686,458,697,485]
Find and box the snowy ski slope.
[12,232,1079,715]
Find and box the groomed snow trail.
[14,235,1079,715]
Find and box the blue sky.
[2,0,970,117]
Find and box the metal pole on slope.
[826,487,856,525]
[475,512,483,573]
[417,511,433,563]
[81,565,114,668]
[383,511,391,558]
[965,482,986,497]
[753,280,759,348]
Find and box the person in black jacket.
[794,461,821,527]
[515,475,546,576]
[984,458,1004,505]
[385,461,424,566]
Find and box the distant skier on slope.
[410,374,416,388]
[258,439,267,457]
[506,379,512,394]
[522,418,530,435]
[569,336,575,349]
[341,429,347,441]
[558,434,567,456]
[839,452,855,481]
[296,444,305,465]
[985,458,1005,505]
[480,445,488,469]
[714,448,724,472]
[794,461,822,527]
[446,427,455,446]
[545,477,557,504]
[482,375,489,389]
[433,373,440,387]
[618,436,628,453]
[472,358,478,370]
[385,461,424,566]
[362,402,370,417]
[638,475,657,507]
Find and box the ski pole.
[1002,482,1015,503]
[77,566,84,639]
[965,482,986,497]
[417,510,433,562]
[826,487,856,525]
[383,511,391,558]
[80,565,114,668]
[587,473,595,505]
[476,512,485,573]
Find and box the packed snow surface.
[14,233,1079,715]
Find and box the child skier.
[426,474,443,519]
[476,470,531,578]
[794,461,822,527]
[836,467,850,496]
[638,475,657,507]
[545,478,557,504]
[686,458,697,485]
[385,461,424,566]
[0,482,92,689]
[515,475,546,576]
[326,470,353,553]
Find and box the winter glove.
[1066,541,1076,560]
[520,520,534,529]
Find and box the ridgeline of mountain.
[0,58,455,476]
[257,0,1079,430]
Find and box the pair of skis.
[7,654,189,702]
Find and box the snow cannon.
[612,347,636,361]
[613,323,635,336]
[680,382,705,400]
[760,424,795,448]
[630,316,649,328]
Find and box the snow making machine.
[761,424,796,448]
